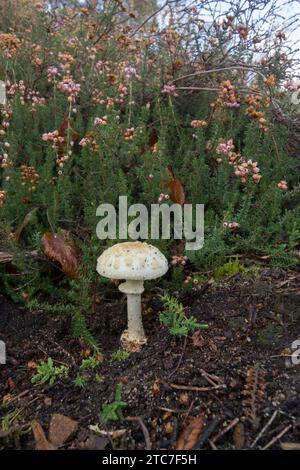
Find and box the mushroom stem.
[118,279,147,351]
[126,293,146,342]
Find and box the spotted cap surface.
[96,241,168,281]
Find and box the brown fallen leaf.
[31,420,56,450]
[175,416,204,450]
[169,177,185,206]
[7,377,16,390]
[233,422,245,449]
[160,165,186,206]
[2,394,13,405]
[48,413,78,447]
[44,397,52,406]
[15,207,38,242]
[41,231,78,278]
[152,380,160,396]
[192,330,205,348]
[79,434,109,450]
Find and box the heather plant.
[0,0,300,344]
[160,294,208,337]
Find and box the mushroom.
[96,241,168,352]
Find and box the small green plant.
[95,373,105,383]
[101,384,127,422]
[160,294,208,337]
[214,257,248,280]
[110,350,130,363]
[31,358,69,385]
[1,409,22,432]
[73,373,87,388]
[80,354,102,370]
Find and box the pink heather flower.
[42,130,59,142]
[284,80,299,92]
[124,66,137,79]
[216,144,263,184]
[158,193,170,203]
[191,120,207,127]
[18,80,26,93]
[57,77,80,101]
[162,84,178,96]
[170,255,189,267]
[278,180,288,190]
[252,173,262,183]
[94,116,108,125]
[79,138,89,147]
[216,139,235,155]
[224,101,240,108]
[47,66,58,77]
[95,60,107,73]
[229,222,240,229]
[223,221,240,229]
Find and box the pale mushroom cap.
[96,241,168,281]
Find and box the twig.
[168,336,187,379]
[126,417,152,450]
[199,369,223,386]
[173,65,268,85]
[182,400,195,426]
[270,354,294,358]
[208,439,218,450]
[0,423,31,439]
[194,418,221,449]
[250,410,278,448]
[270,133,280,160]
[170,383,223,392]
[200,372,218,387]
[100,421,114,450]
[130,1,173,37]
[49,339,76,367]
[2,389,29,405]
[261,424,292,450]
[158,406,180,414]
[211,417,240,444]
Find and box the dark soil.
[1,268,300,450]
